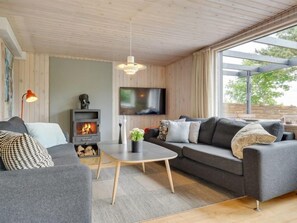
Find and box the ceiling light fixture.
[117,20,146,75]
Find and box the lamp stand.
[20,93,27,119]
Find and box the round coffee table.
[96,141,178,205]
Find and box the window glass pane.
[220,25,297,121]
[222,75,247,118]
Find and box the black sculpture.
[118,123,122,144]
[79,94,90,109]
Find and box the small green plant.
[129,128,144,141]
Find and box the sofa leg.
[254,200,261,211]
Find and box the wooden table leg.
[165,159,174,193]
[111,161,121,205]
[96,151,103,180]
[142,162,145,173]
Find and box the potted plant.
[129,128,144,153]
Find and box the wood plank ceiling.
[0,0,296,65]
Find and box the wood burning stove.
[70,109,101,157]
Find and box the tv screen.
[119,87,166,115]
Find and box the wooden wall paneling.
[30,53,36,122]
[24,53,30,121]
[165,55,193,120]
[112,63,166,139]
[44,55,49,122]
[18,58,25,119]
[13,53,49,122]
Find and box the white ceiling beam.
[0,17,26,59]
[223,63,259,71]
[257,63,289,73]
[223,70,247,76]
[254,36,297,50]
[223,50,288,64]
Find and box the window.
[219,25,297,120]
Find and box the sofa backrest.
[212,118,246,149]
[259,121,284,142]
[179,115,219,145]
[211,118,284,149]
[0,116,28,134]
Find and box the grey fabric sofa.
[144,116,297,209]
[0,117,92,223]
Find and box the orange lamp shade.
[25,90,38,102]
[21,89,38,119]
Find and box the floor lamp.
[21,89,38,119]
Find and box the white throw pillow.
[25,123,67,148]
[157,118,186,141]
[166,121,190,143]
[189,122,201,144]
[0,131,54,170]
[231,122,277,159]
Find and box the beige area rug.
[92,162,237,223]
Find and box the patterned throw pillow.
[231,123,277,159]
[0,131,54,170]
[0,131,21,156]
[157,118,185,141]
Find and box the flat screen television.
[119,87,166,115]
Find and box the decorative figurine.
[79,94,90,109]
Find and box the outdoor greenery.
[225,26,297,105]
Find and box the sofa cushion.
[260,121,284,142]
[231,123,277,159]
[147,138,184,157]
[183,143,243,175]
[189,122,201,144]
[25,122,67,148]
[166,121,190,143]
[198,117,219,145]
[0,116,28,134]
[157,118,185,141]
[47,143,79,165]
[212,118,247,149]
[180,116,219,144]
[0,131,54,170]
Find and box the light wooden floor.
[82,157,297,223]
[145,192,297,223]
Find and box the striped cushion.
[0,131,21,156]
[0,131,54,170]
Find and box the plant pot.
[131,140,143,153]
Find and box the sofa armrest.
[243,140,297,202]
[144,128,159,141]
[0,164,92,223]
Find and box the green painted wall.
[49,57,113,140]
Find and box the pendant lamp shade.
[117,21,146,75]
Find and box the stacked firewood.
[76,145,96,157]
